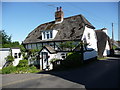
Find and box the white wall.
[0,48,10,69]
[103,40,110,56]
[82,26,98,51]
[82,26,98,60]
[53,30,58,39]
[84,50,97,60]
[11,48,23,66]
[40,49,66,70]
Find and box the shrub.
[2,66,16,74]
[65,52,82,65]
[1,62,40,74]
[17,60,28,67]
[49,58,60,63]
[5,55,14,62]
[60,52,82,69]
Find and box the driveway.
[1,56,120,88]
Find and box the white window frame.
[42,30,53,40]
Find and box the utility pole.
[112,23,114,48]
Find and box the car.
[114,48,120,55]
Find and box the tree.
[0,30,22,48]
[0,30,12,44]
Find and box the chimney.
[57,7,59,11]
[101,28,108,35]
[55,6,64,24]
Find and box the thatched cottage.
[23,7,111,70]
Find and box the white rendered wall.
[11,49,23,66]
[103,40,110,56]
[40,49,56,70]
[82,26,98,60]
[53,30,58,39]
[84,50,97,60]
[40,49,66,70]
[0,49,10,69]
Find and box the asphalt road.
[1,56,120,89]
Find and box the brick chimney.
[55,6,64,24]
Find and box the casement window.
[88,33,90,39]
[18,53,21,58]
[14,53,17,58]
[42,31,53,40]
[50,31,52,38]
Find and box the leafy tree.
[59,41,77,50]
[17,60,28,67]
[0,30,12,45]
[0,30,23,48]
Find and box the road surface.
[1,56,120,88]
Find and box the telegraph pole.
[112,23,114,48]
[110,22,114,56]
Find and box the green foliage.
[113,45,117,50]
[2,66,16,74]
[53,52,82,70]
[60,41,76,49]
[27,49,39,63]
[0,30,22,48]
[50,58,60,63]
[28,49,39,54]
[0,30,11,45]
[5,55,14,64]
[2,41,21,48]
[1,65,40,74]
[65,52,82,65]
[67,52,73,56]
[17,60,28,67]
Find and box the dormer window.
[43,31,53,39]
[42,30,58,40]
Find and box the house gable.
[39,45,56,54]
[82,26,97,51]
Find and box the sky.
[2,2,119,43]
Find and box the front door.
[42,52,49,70]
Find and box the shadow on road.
[37,57,119,88]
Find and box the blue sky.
[2,2,118,43]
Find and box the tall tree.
[0,30,12,45]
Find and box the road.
[1,56,120,89]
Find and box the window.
[88,33,90,39]
[46,32,49,39]
[43,32,45,39]
[50,31,52,38]
[42,31,53,40]
[14,53,17,58]
[18,53,21,58]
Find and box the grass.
[0,69,2,74]
[97,57,109,60]
[1,66,41,74]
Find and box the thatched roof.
[39,45,56,54]
[23,14,95,44]
[95,30,112,57]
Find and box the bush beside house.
[51,52,83,70]
[1,60,40,74]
